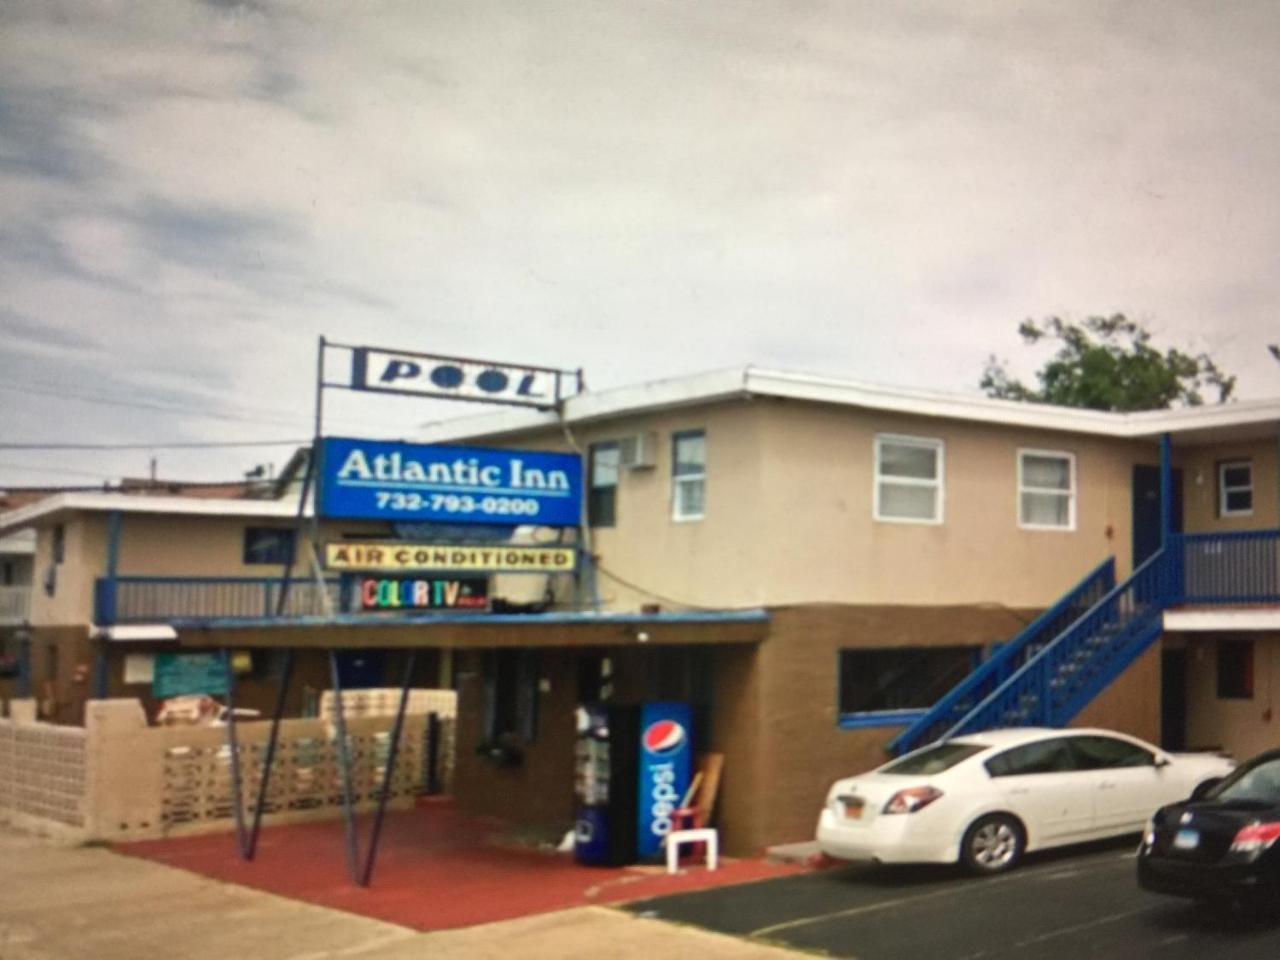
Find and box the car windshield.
[1211,756,1280,804]
[880,742,986,776]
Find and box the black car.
[1138,748,1280,904]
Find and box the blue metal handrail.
[96,576,341,624]
[942,548,1169,739]
[887,557,1115,756]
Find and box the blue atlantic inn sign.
[317,437,583,527]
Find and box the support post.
[329,649,361,884]
[222,648,250,859]
[246,648,295,860]
[1160,433,1173,549]
[359,650,417,887]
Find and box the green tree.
[980,315,1235,412]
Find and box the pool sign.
[318,437,583,526]
[357,575,488,611]
[351,347,570,409]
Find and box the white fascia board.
[0,530,36,554]
[743,370,1131,436]
[0,493,305,536]
[1164,608,1280,632]
[405,365,1280,448]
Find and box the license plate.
[840,798,863,820]
[1174,829,1200,850]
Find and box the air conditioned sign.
[357,576,489,611]
[351,347,567,408]
[326,541,577,573]
[317,437,583,526]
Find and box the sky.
[3,1,1280,487]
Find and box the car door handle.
[1009,787,1030,795]
[1099,782,1117,790]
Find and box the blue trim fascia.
[165,608,771,631]
[839,710,927,730]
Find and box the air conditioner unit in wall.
[618,432,657,470]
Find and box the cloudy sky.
[3,1,1279,487]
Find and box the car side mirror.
[1190,777,1223,802]
[1154,756,1171,769]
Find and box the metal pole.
[329,649,361,884]
[274,338,325,618]
[359,650,417,887]
[222,648,250,859]
[246,648,295,860]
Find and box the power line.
[0,461,118,480]
[0,439,309,451]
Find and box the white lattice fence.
[0,716,86,834]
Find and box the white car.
[816,728,1235,874]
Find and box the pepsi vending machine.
[574,702,692,865]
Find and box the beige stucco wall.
[753,399,1157,607]
[1185,632,1280,759]
[29,515,107,628]
[1176,438,1280,534]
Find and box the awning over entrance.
[174,608,770,650]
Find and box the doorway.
[1132,464,1183,566]
[1160,647,1188,751]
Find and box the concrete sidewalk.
[0,832,801,959]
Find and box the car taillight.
[883,786,943,815]
[1230,822,1280,855]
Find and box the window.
[588,442,620,528]
[874,435,943,524]
[243,527,296,565]
[1018,450,1076,530]
[672,430,706,522]
[838,646,977,718]
[1219,460,1253,517]
[985,738,1078,777]
[881,742,987,775]
[1217,639,1254,699]
[52,524,65,563]
[1069,735,1155,769]
[483,649,539,742]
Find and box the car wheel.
[961,814,1024,874]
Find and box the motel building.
[4,366,1280,859]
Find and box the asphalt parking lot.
[628,839,1280,959]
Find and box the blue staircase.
[937,549,1171,743]
[888,558,1116,756]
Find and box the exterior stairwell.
[888,552,1169,756]
[887,558,1116,756]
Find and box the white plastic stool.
[665,827,719,874]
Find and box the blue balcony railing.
[1174,530,1280,605]
[96,577,341,625]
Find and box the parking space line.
[749,853,1133,940]
[974,905,1152,957]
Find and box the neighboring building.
[3,367,1280,854]
[0,529,35,700]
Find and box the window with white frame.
[1018,450,1076,530]
[874,435,943,523]
[1219,460,1253,517]
[672,430,706,521]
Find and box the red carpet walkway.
[117,799,807,931]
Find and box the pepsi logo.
[643,720,686,755]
